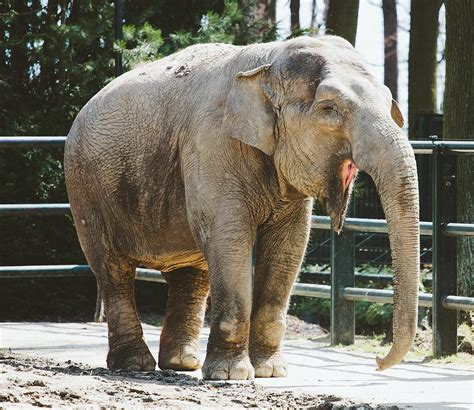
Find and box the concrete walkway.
[1,322,472,409]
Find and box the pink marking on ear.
[342,160,357,191]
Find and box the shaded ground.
[0,352,371,409]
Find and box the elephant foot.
[107,340,156,371]
[250,349,288,378]
[159,342,200,371]
[202,351,254,380]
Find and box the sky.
[275,0,446,124]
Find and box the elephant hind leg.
[93,256,156,371]
[159,268,210,371]
[66,169,154,370]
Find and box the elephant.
[64,35,420,380]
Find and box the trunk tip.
[375,355,390,371]
[375,353,402,371]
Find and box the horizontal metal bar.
[311,215,473,237]
[417,222,433,236]
[0,136,67,148]
[0,204,71,216]
[0,264,426,286]
[306,271,393,282]
[2,265,473,310]
[444,223,474,238]
[0,265,329,296]
[0,265,166,282]
[311,215,430,234]
[1,137,473,153]
[442,295,474,311]
[135,268,166,283]
[340,288,474,311]
[0,265,92,278]
[291,283,331,298]
[0,264,432,288]
[340,287,434,308]
[411,140,474,154]
[1,204,472,239]
[341,287,395,304]
[303,271,433,285]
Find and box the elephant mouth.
[327,191,351,233]
[326,160,357,233]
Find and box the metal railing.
[1,136,474,358]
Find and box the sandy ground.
[0,353,369,409]
[1,317,473,409]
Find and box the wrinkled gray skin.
[64,36,419,380]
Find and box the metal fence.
[1,136,473,359]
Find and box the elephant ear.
[223,64,276,156]
[391,99,404,128]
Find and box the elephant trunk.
[354,117,420,370]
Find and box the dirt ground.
[0,352,380,409]
[0,316,379,409]
[1,315,471,408]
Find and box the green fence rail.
[2,265,472,312]
[1,135,474,359]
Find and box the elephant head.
[224,36,420,370]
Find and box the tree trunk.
[256,0,276,24]
[310,0,317,30]
[382,0,398,101]
[325,0,359,46]
[408,0,442,138]
[323,0,329,22]
[290,0,300,33]
[444,0,474,297]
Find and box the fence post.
[330,205,355,345]
[432,140,458,357]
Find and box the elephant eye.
[323,106,337,115]
[316,101,342,129]
[318,100,337,112]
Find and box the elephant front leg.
[159,268,210,371]
[200,223,256,380]
[250,200,312,377]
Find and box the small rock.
[0,393,19,403]
[30,380,46,387]
[32,399,52,408]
